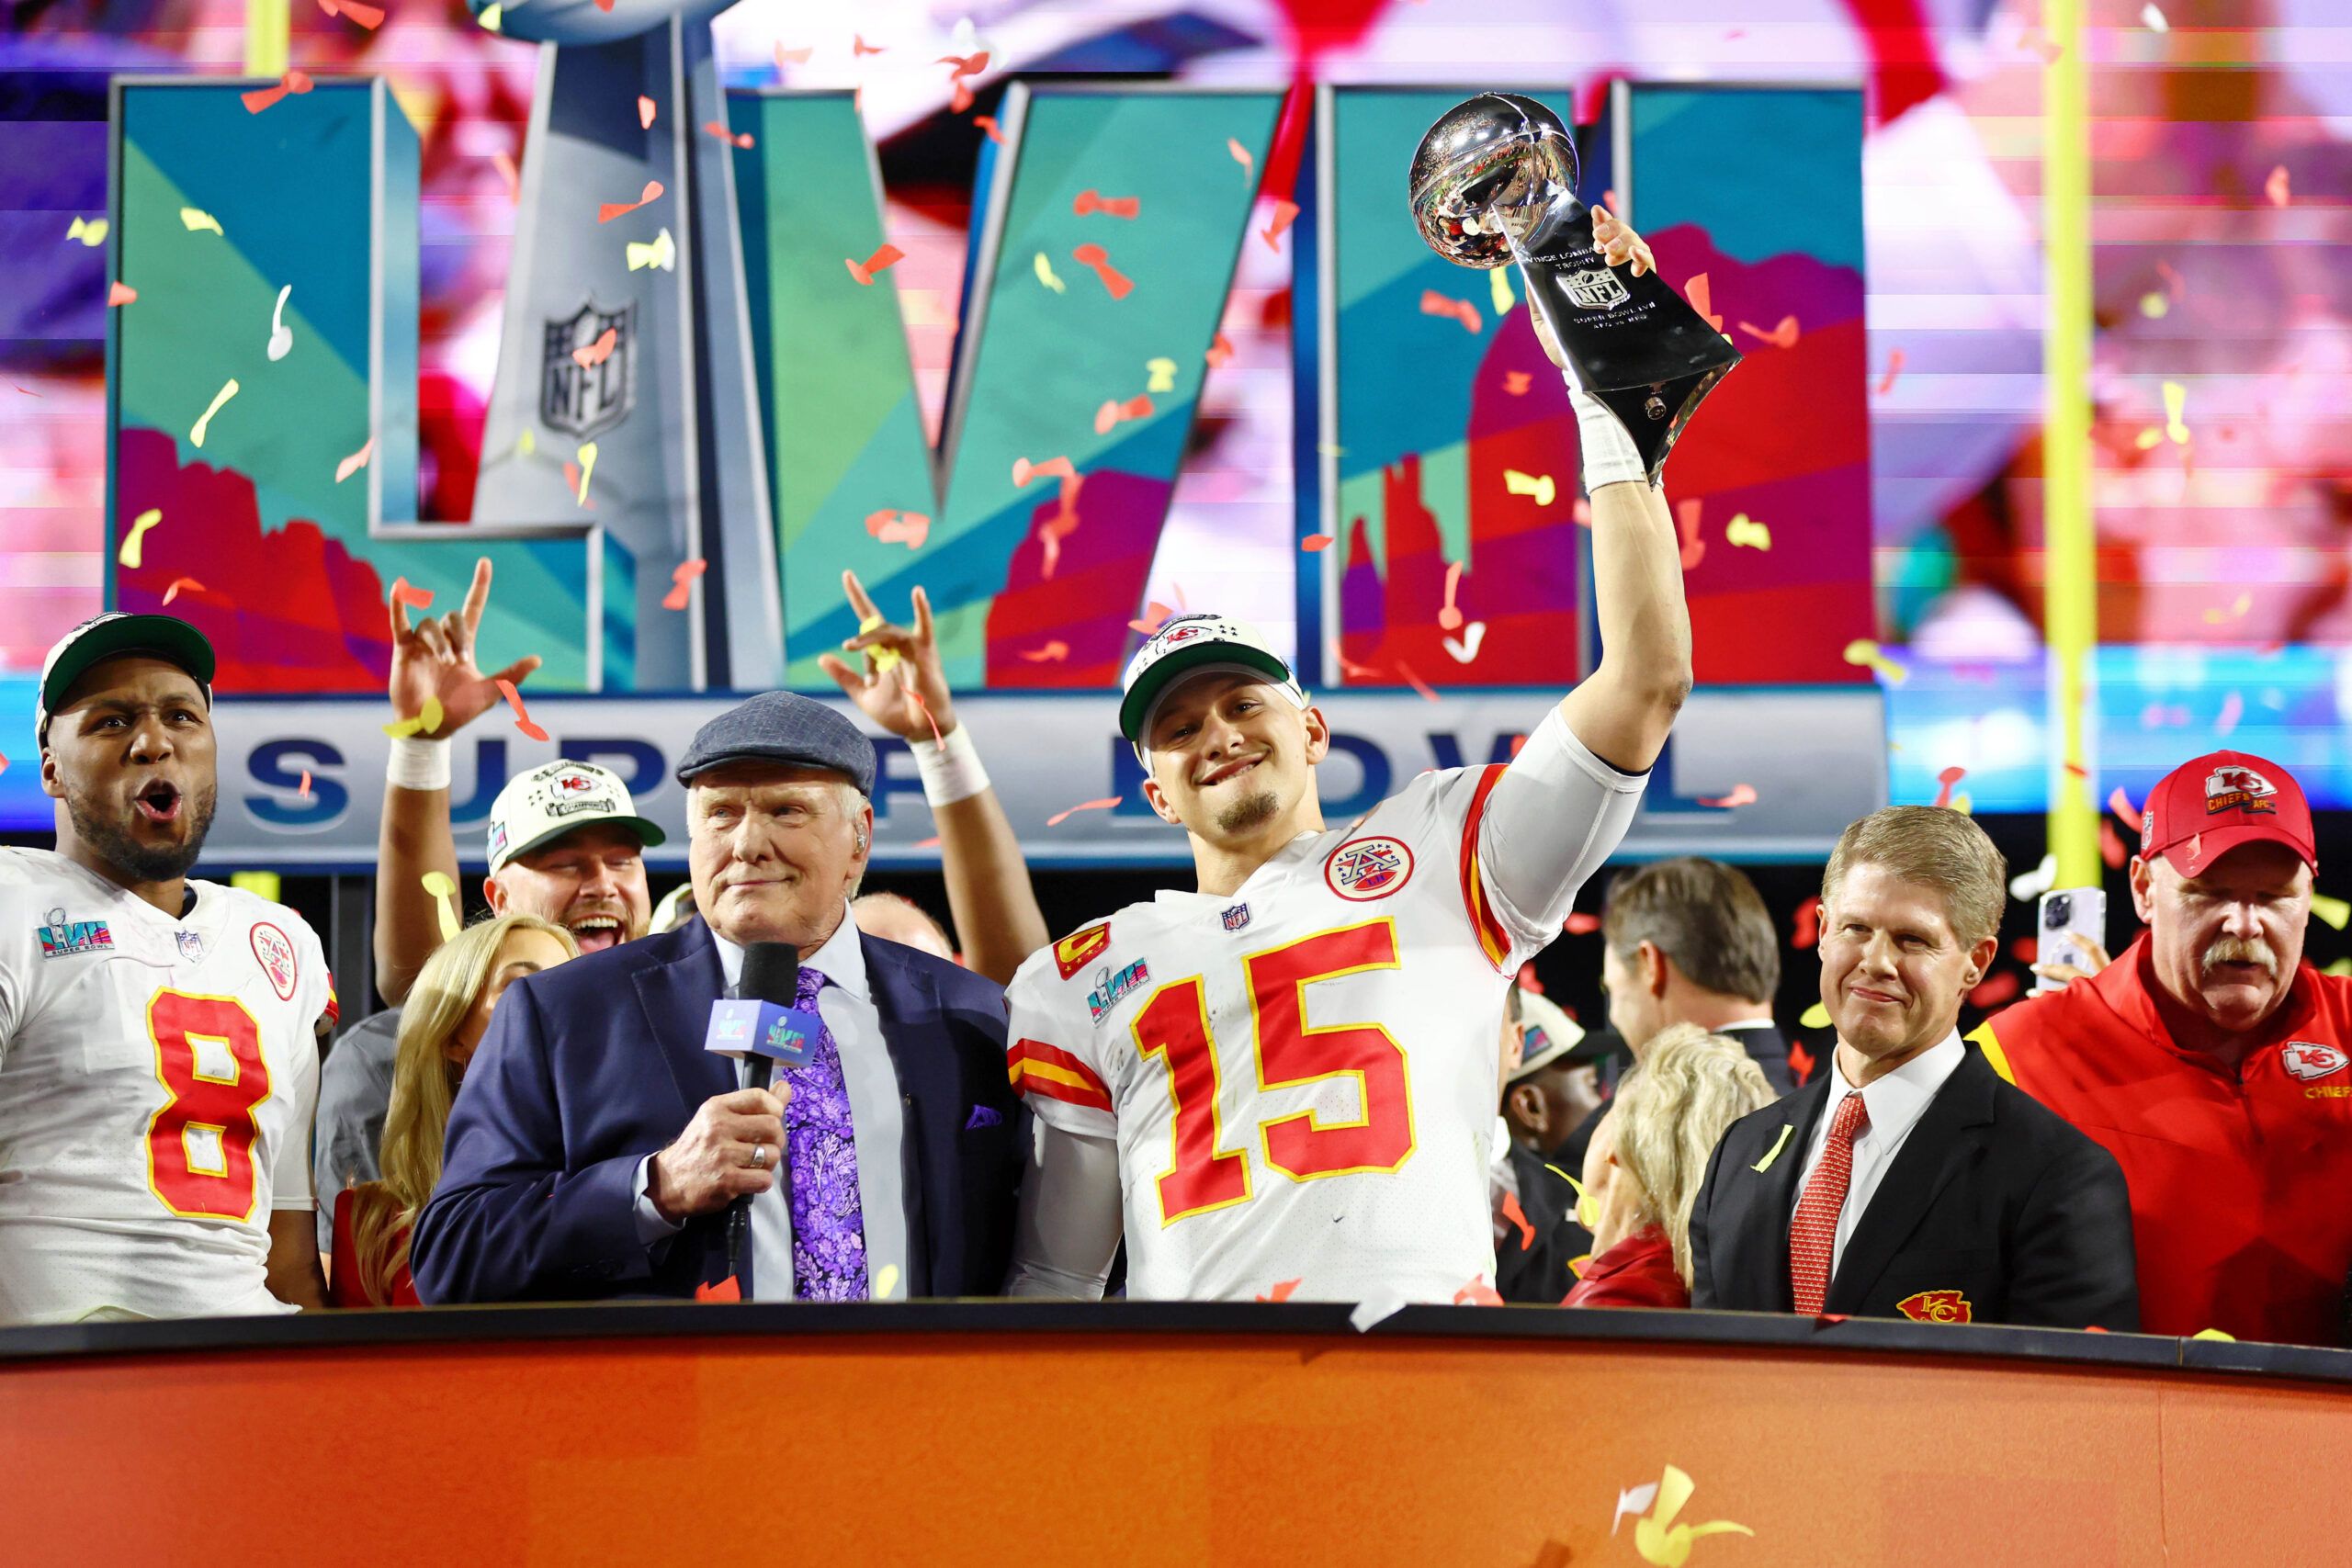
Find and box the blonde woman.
[1566,1024,1776,1309]
[332,915,578,1307]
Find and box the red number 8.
[145,990,270,1220]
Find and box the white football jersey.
[0,849,333,1324]
[1005,712,1643,1303]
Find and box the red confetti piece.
[1301,534,1334,553]
[701,120,754,149]
[912,836,942,851]
[1564,911,1600,935]
[1502,371,1532,396]
[572,327,619,368]
[494,677,549,742]
[1012,454,1076,488]
[335,437,375,484]
[1515,961,1544,993]
[1418,290,1482,333]
[1792,895,1822,950]
[1260,197,1300,254]
[1787,1041,1816,1086]
[561,461,585,504]
[1018,641,1069,662]
[2099,818,2129,870]
[1204,332,1236,368]
[865,509,931,549]
[937,51,989,78]
[2107,785,2138,827]
[853,32,886,55]
[1968,970,2022,1009]
[2085,1325,2109,1333]
[1877,348,1905,396]
[2064,761,2088,779]
[1257,1279,1303,1303]
[904,685,946,746]
[845,243,904,286]
[775,44,812,67]
[1818,1313,1849,1324]
[972,114,1004,145]
[1396,661,1441,704]
[2010,938,2039,963]
[389,577,434,611]
[107,281,137,307]
[298,768,311,798]
[240,68,314,116]
[596,180,663,224]
[695,1276,741,1303]
[1685,272,1724,333]
[1500,1191,1535,1251]
[1736,314,1800,349]
[1128,600,1177,637]
[1227,137,1254,182]
[662,558,707,612]
[1071,243,1133,299]
[1046,796,1121,828]
[1676,498,1706,570]
[1073,189,1140,220]
[318,0,386,27]
[1699,784,1758,809]
[638,95,656,130]
[1453,1278,1505,1307]
[1932,765,1967,809]
[1437,560,1464,632]
[492,152,520,204]
[1093,393,1153,434]
[2266,164,2290,208]
[161,577,204,606]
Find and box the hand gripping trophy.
[1410,93,1740,484]
[467,0,783,690]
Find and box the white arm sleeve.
[1003,1119,1124,1300]
[1476,706,1648,953]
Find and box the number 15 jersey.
[1004,711,1645,1303]
[0,849,333,1325]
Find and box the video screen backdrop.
[3,0,2347,823]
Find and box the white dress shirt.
[632,906,909,1299]
[1787,1032,1964,1278]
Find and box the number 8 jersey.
[1004,711,1645,1303]
[0,848,334,1325]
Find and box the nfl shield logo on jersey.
[175,930,204,963]
[250,922,299,1002]
[1325,837,1415,901]
[1222,904,1251,932]
[2281,1041,2348,1082]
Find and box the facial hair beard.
[1216,788,1280,837]
[66,778,217,885]
[2202,935,2277,978]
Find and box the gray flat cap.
[674,692,876,795]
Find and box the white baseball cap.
[486,759,665,874]
[1118,613,1306,744]
[37,612,215,750]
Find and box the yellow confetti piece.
[627,227,676,272]
[2191,1327,2234,1342]
[1841,637,1908,685]
[2134,426,2165,451]
[189,378,239,447]
[1800,1001,1832,1029]
[178,207,223,236]
[1950,792,1972,815]
[2139,291,2169,319]
[2161,379,2188,444]
[1750,1123,1793,1173]
[1502,469,1555,508]
[872,1262,901,1300]
[1144,356,1178,394]
[1724,513,1771,550]
[2324,958,2352,978]
[575,441,598,504]
[382,694,446,739]
[856,611,901,674]
[1634,1464,1754,1568]
[2311,893,2350,931]
[119,508,162,569]
[66,216,108,247]
[1488,265,1514,316]
[230,869,282,902]
[477,1,502,28]
[421,871,462,942]
[1033,251,1066,293]
[517,428,536,457]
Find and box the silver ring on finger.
[748,1142,767,1169]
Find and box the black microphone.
[725,942,801,1285]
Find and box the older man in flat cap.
[413,694,1024,1304]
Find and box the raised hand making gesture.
[816,570,960,744]
[389,558,543,736]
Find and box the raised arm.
[818,571,1049,986]
[373,559,541,1004]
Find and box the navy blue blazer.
[410,917,1024,1303]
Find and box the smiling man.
[1001,209,1683,1305]
[0,614,335,1323]
[1975,751,2352,1346]
[1688,807,2136,1330]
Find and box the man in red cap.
[1973,750,2352,1345]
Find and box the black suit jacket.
[413,918,1025,1303]
[1689,1044,2139,1330]
[1496,1142,1590,1304]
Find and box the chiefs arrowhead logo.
[1895,1289,1973,1325]
[1053,921,1112,981]
[2281,1041,2349,1082]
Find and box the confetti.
[1227,137,1254,182]
[319,0,387,26]
[628,228,676,272]
[1095,394,1154,434]
[189,378,239,447]
[1676,498,1706,571]
[477,2,500,31]
[1453,1277,1505,1307]
[701,120,754,150]
[1613,1483,1662,1537]
[662,558,707,611]
[494,677,548,742]
[119,508,162,569]
[1950,792,1973,815]
[1503,469,1556,508]
[1204,333,1236,368]
[1349,1294,1409,1332]
[574,441,598,505]
[159,577,204,606]
[1698,784,1758,809]
[1073,189,1140,220]
[1128,600,1177,637]
[1144,357,1179,393]
[420,870,462,941]
[1564,912,1601,935]
[1443,621,1487,664]
[1489,266,1515,317]
[1877,347,1905,396]
[2200,592,2252,626]
[1419,290,1482,333]
[1933,765,1968,809]
[1430,560,1466,632]
[2142,1,2167,28]
[298,768,311,798]
[1792,896,1821,949]
[1018,641,1069,663]
[492,152,520,203]
[1071,243,1134,299]
[1033,252,1066,294]
[1503,371,1532,396]
[2140,291,2169,319]
[845,243,904,287]
[938,50,989,79]
[2099,819,2129,870]
[1800,1001,1832,1029]
[775,44,812,67]
[2161,380,2189,443]
[2312,894,2352,932]
[383,695,446,741]
[2009,853,2059,901]
[1499,1191,1534,1251]
[848,610,904,677]
[1396,660,1442,705]
[240,67,314,115]
[2265,165,2290,208]
[2107,785,2139,827]
[572,327,619,369]
[107,281,137,306]
[871,1262,901,1300]
[1969,971,2021,1009]
[1841,637,1909,684]
[66,216,107,247]
[853,32,886,56]
[1736,315,1800,349]
[1684,273,1723,333]
[179,207,223,236]
[2192,1327,2234,1342]
[973,114,1004,145]
[266,284,294,361]
[1301,534,1334,553]
[638,95,656,130]
[1046,797,1121,828]
[390,577,435,611]
[597,180,663,224]
[1260,198,1300,254]
[1255,1278,1303,1303]
[695,1276,741,1303]
[865,509,931,549]
[1012,454,1077,488]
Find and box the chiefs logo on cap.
[2205,765,2278,817]
[1895,1289,1973,1324]
[1054,921,1112,981]
[2281,1042,2348,1083]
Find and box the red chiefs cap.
[2140,750,2316,876]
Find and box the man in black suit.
[1689,807,2137,1330]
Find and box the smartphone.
[2036,887,2108,993]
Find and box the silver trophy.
[1410,92,1738,484]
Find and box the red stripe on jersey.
[1009,1039,1114,1112]
[1456,763,1514,973]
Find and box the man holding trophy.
[1000,95,1739,1304]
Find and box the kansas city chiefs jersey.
[0,849,334,1324]
[1005,712,1643,1303]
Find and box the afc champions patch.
[250,922,299,1002]
[1325,836,1414,901]
[1054,921,1113,981]
[2280,1041,2349,1083]
[1895,1289,1973,1325]
[2205,764,2278,816]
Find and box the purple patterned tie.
[779,966,868,1301]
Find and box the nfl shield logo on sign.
[1561,266,1631,312]
[540,300,636,440]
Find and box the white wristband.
[386,735,453,793]
[911,723,990,808]
[1564,367,1654,494]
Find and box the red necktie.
[1790,1090,1870,1314]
